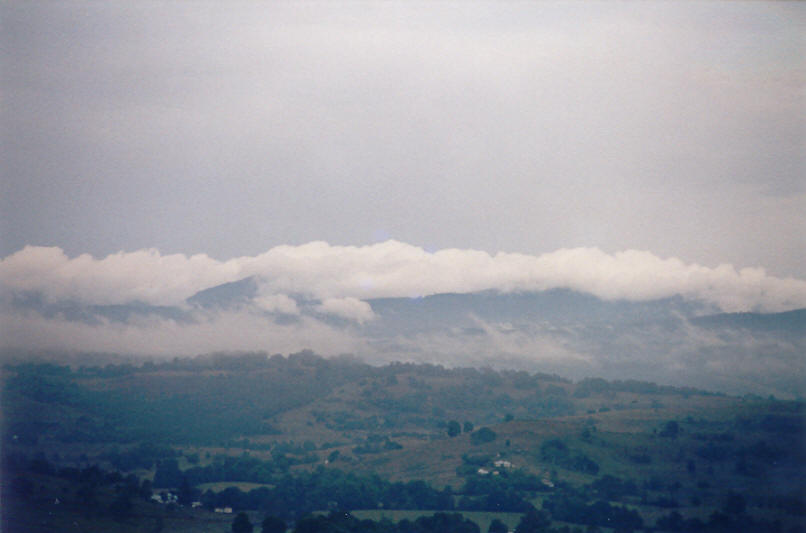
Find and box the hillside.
[2,352,805,532]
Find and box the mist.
[2,241,804,397]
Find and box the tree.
[723,492,746,515]
[567,453,599,475]
[415,512,480,533]
[464,421,474,433]
[659,421,679,439]
[76,484,96,517]
[153,459,182,488]
[232,512,253,533]
[470,427,497,445]
[540,439,569,463]
[488,518,508,533]
[109,493,132,521]
[656,511,684,532]
[448,420,462,437]
[140,478,153,500]
[177,476,197,506]
[261,515,286,533]
[514,508,551,533]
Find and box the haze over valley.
[2,241,805,398]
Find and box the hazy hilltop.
[6,280,805,398]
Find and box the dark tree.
[109,493,133,522]
[656,511,684,532]
[514,508,551,533]
[261,515,286,533]
[414,512,480,533]
[464,421,474,433]
[294,515,330,533]
[723,492,747,515]
[76,484,97,517]
[489,518,509,533]
[177,476,197,506]
[448,420,462,437]
[140,479,153,500]
[659,421,679,439]
[153,459,182,488]
[540,439,569,463]
[470,427,497,445]
[233,512,254,533]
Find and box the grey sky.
[2,2,804,277]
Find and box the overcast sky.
[2,1,804,277]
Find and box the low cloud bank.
[0,309,364,358]
[2,240,806,312]
[315,297,376,324]
[2,305,802,398]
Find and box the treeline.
[151,453,550,516]
[4,350,716,401]
[292,511,483,533]
[3,452,157,523]
[7,452,801,533]
[573,377,719,398]
[155,458,465,516]
[221,505,805,533]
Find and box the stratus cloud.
[2,241,806,312]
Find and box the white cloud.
[253,293,299,315]
[315,297,376,324]
[2,240,806,313]
[0,245,240,306]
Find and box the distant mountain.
[186,276,259,309]
[4,279,804,397]
[364,289,712,335]
[9,290,189,324]
[692,308,806,335]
